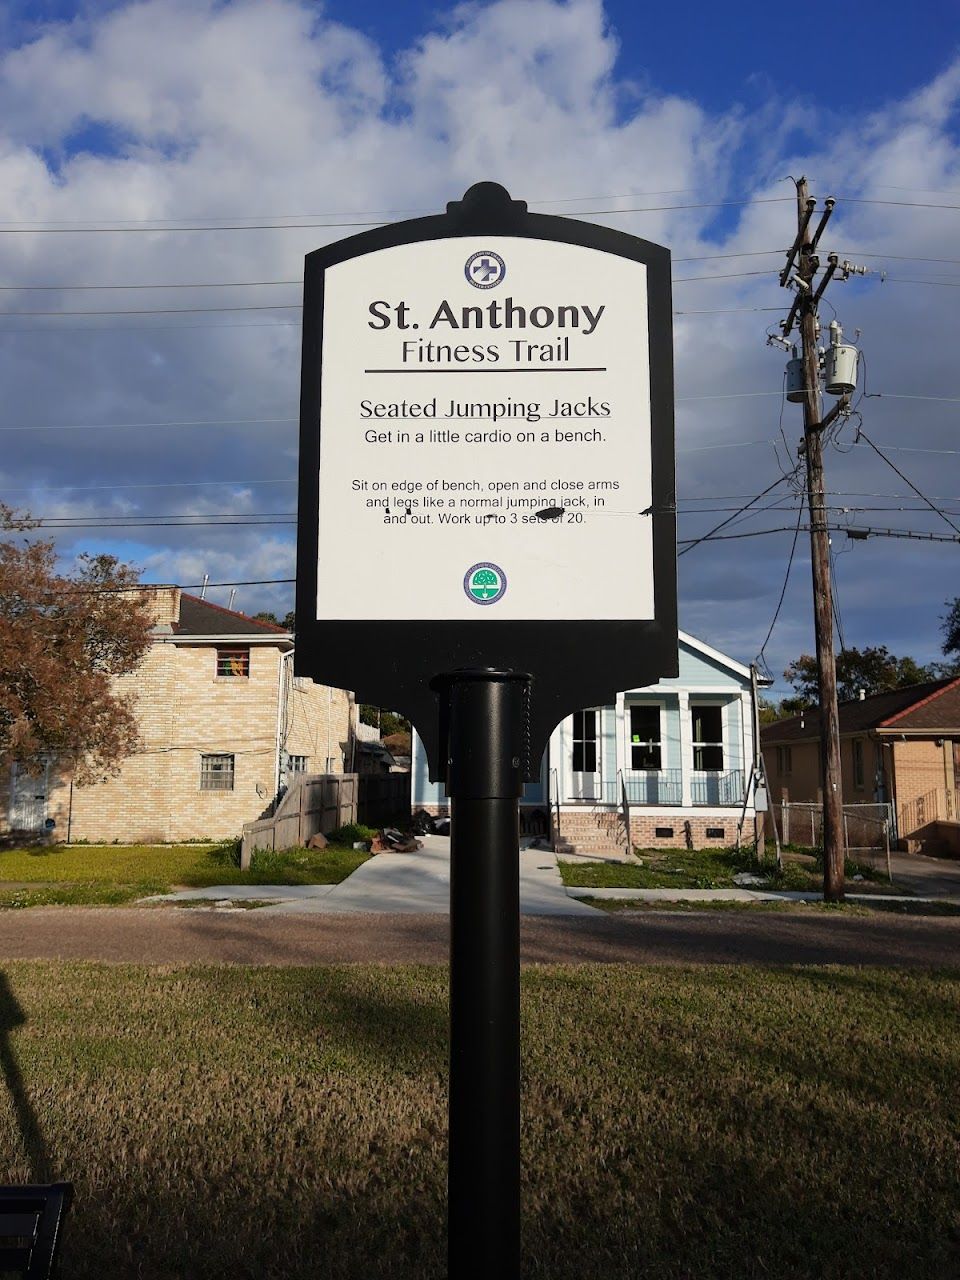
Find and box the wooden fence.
[358,772,410,827]
[240,773,358,867]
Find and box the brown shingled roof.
[761,677,957,744]
[880,676,960,729]
[174,594,289,637]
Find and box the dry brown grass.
[0,963,957,1278]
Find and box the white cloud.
[0,0,957,694]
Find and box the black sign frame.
[296,182,677,780]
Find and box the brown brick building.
[761,677,960,854]
[4,587,355,844]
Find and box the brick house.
[411,631,761,853]
[4,586,355,844]
[761,677,960,854]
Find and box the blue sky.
[0,0,958,700]
[327,0,958,122]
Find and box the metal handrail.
[618,769,631,852]
[549,768,561,843]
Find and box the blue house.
[411,631,760,853]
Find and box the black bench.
[0,1184,73,1279]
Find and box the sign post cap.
[446,182,528,225]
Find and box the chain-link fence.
[769,801,894,880]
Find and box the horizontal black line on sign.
[362,367,609,374]
[356,413,614,419]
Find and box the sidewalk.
[141,840,960,915]
[144,836,599,917]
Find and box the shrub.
[327,823,377,846]
[206,837,241,867]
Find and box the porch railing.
[690,769,745,807]
[562,768,746,808]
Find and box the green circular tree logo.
[464,562,507,605]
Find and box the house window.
[852,739,865,790]
[286,754,308,775]
[777,746,792,776]
[216,647,250,678]
[571,710,598,773]
[200,753,235,791]
[691,705,723,772]
[630,705,662,770]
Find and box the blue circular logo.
[465,250,506,290]
[464,562,507,605]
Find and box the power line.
[756,500,805,663]
[863,393,960,404]
[675,307,784,315]
[679,524,960,547]
[0,320,301,334]
[0,188,715,226]
[0,264,776,291]
[0,197,793,235]
[0,303,301,317]
[837,251,960,266]
[0,279,300,292]
[672,269,777,283]
[0,422,296,437]
[854,426,960,537]
[838,196,960,211]
[677,471,799,557]
[0,479,296,494]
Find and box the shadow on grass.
[0,970,54,1182]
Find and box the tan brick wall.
[39,640,353,845]
[283,672,354,776]
[891,738,954,834]
[764,741,822,804]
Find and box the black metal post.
[437,668,529,1280]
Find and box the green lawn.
[558,846,893,893]
[0,963,956,1278]
[0,843,370,908]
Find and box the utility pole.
[778,177,850,901]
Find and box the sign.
[317,235,653,621]
[296,183,677,778]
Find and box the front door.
[568,709,602,800]
[9,761,49,832]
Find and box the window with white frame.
[629,705,662,770]
[571,709,598,773]
[691,705,723,772]
[285,754,309,775]
[200,753,235,791]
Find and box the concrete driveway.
[147,836,599,917]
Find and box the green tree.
[757,695,782,726]
[783,645,936,709]
[940,598,960,658]
[359,705,410,737]
[252,610,295,632]
[0,505,152,782]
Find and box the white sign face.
[316,236,652,620]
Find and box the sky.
[0,0,958,701]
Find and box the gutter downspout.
[274,648,290,809]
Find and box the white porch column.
[740,690,754,793]
[615,691,626,786]
[678,691,691,807]
[549,720,566,805]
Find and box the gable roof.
[677,630,757,683]
[174,594,289,638]
[762,676,960,743]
